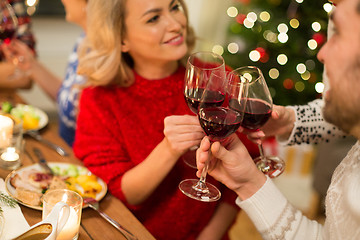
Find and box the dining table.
[0,89,156,240]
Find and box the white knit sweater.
[236,141,360,239]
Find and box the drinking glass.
[182,51,225,168]
[0,0,17,45]
[0,0,24,80]
[231,66,285,178]
[42,189,83,240]
[179,65,248,202]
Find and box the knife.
[26,130,69,157]
[33,147,55,175]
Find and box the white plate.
[5,162,108,210]
[11,104,49,132]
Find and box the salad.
[1,102,40,130]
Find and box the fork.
[84,198,138,240]
[26,130,69,156]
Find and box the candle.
[56,207,80,240]
[1,147,19,161]
[0,115,14,148]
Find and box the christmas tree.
[219,0,332,106]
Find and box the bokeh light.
[269,68,280,79]
[259,11,271,22]
[277,54,288,65]
[227,6,238,17]
[315,82,325,93]
[308,39,318,50]
[212,45,224,56]
[289,19,300,28]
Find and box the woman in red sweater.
[74,0,258,239]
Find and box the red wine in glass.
[229,66,285,178]
[199,107,242,140]
[238,98,272,131]
[185,88,225,114]
[182,52,226,169]
[179,62,248,202]
[0,28,15,44]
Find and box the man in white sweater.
[196,0,360,238]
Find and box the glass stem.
[199,142,212,184]
[258,143,265,159]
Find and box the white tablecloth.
[0,178,30,240]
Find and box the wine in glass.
[0,0,18,45]
[0,0,25,80]
[230,66,285,178]
[179,67,248,202]
[182,52,226,168]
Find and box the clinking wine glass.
[0,0,24,80]
[231,66,285,178]
[179,67,248,202]
[0,0,17,45]
[182,51,226,168]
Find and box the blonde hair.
[77,0,195,87]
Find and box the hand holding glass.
[231,66,285,178]
[182,52,226,168]
[179,62,248,202]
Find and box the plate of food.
[1,102,48,131]
[5,162,107,210]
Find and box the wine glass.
[0,0,23,80]
[179,66,248,202]
[0,0,17,44]
[182,52,226,168]
[230,66,285,178]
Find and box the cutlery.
[26,130,69,156]
[33,147,55,175]
[83,198,138,240]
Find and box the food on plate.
[1,102,41,130]
[9,164,103,207]
[10,104,40,130]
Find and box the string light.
[311,22,321,32]
[243,18,255,28]
[227,42,239,54]
[315,82,325,93]
[295,0,303,3]
[249,50,261,62]
[212,45,224,56]
[296,63,307,74]
[278,33,288,43]
[259,11,271,22]
[301,71,311,80]
[323,3,333,13]
[277,23,288,33]
[305,60,316,70]
[289,19,300,28]
[247,12,258,23]
[227,6,238,17]
[308,39,318,50]
[295,82,305,92]
[263,30,277,43]
[277,54,288,65]
[269,68,280,79]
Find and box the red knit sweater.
[73,66,259,240]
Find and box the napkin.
[0,178,30,240]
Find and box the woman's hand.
[163,115,205,157]
[1,39,36,72]
[241,105,296,144]
[196,135,266,200]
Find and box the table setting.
[0,90,155,240]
